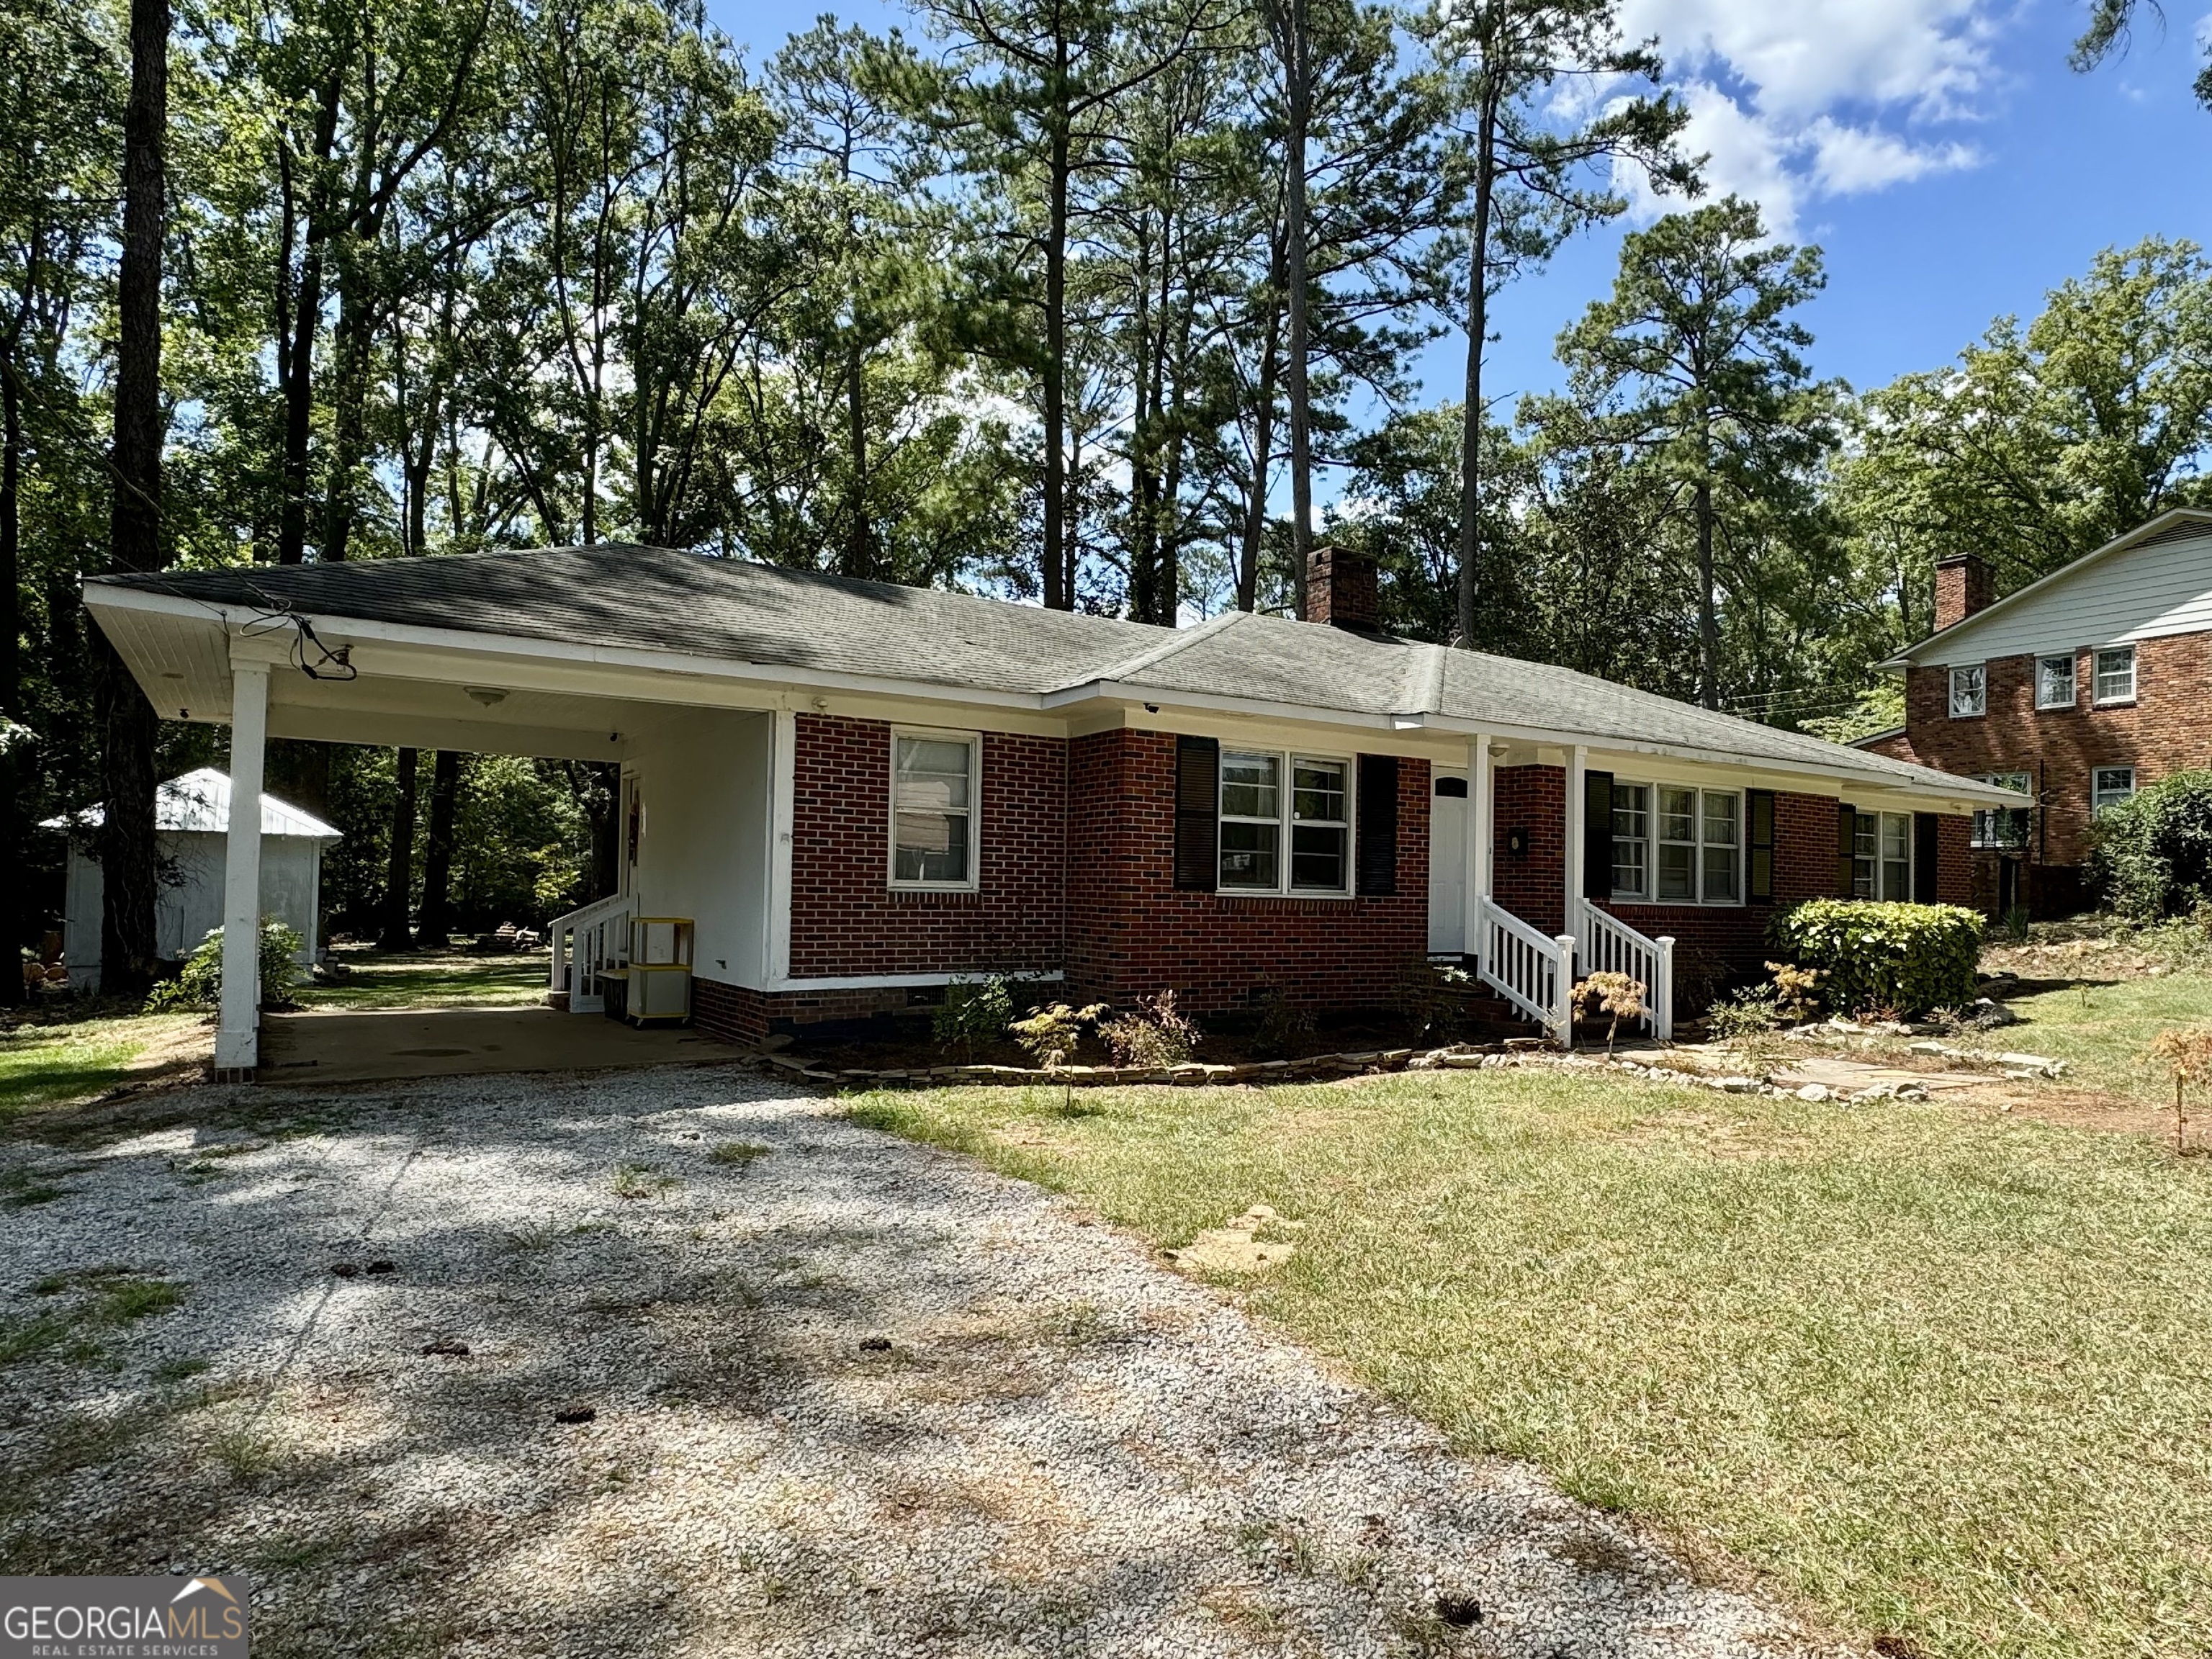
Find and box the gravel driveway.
[0,1065,1834,1658]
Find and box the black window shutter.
[1912,811,1939,904]
[1748,789,1776,901]
[1583,770,1614,899]
[1836,803,1856,896]
[1357,755,1398,896]
[1173,736,1219,891]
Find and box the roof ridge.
[1076,608,1246,689]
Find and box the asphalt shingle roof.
[91,544,1990,795]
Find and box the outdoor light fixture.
[464,686,508,706]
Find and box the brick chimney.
[1307,546,1379,632]
[1933,553,1995,632]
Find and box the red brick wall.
[788,714,1066,979]
[1884,633,2211,871]
[1491,766,1568,935]
[1064,728,1429,1012]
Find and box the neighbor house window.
[2093,644,2137,705]
[2092,766,2136,814]
[2036,655,2075,711]
[1622,783,1739,905]
[891,732,979,888]
[1219,751,1351,895]
[1948,665,1986,717]
[1851,811,1915,901]
[1610,783,1649,898]
[1972,773,2031,850]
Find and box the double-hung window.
[1851,810,1915,900]
[1219,751,1350,894]
[1624,783,1740,905]
[2036,655,2075,711]
[1948,665,1987,718]
[2092,766,2136,815]
[1972,773,2031,850]
[891,732,979,889]
[2094,644,2137,706]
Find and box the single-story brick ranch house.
[1861,507,2212,918]
[82,545,2022,1074]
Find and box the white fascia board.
[756,969,1066,993]
[86,584,1053,714]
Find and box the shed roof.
[46,768,341,840]
[89,545,2008,800]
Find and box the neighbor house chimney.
[1307,546,1379,632]
[1933,553,1995,632]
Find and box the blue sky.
[714,0,2212,418]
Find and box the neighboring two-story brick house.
[1862,507,2212,917]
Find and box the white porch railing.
[550,893,635,1014]
[1475,895,1575,1047]
[1576,899,1675,1042]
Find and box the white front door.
[1429,771,1468,954]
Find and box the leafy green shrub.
[145,919,305,1012]
[1705,988,1781,1041]
[933,974,1017,1057]
[1009,1002,1106,1070]
[1100,991,1202,1069]
[1769,899,1984,1017]
[2088,770,2212,921]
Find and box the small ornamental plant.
[2149,1026,2212,1156]
[1766,961,1825,1025]
[1009,1002,1107,1071]
[145,919,305,1013]
[1573,971,1646,1058]
[1100,991,1202,1069]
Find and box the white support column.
[1565,744,1587,959]
[215,661,269,1077]
[1462,731,1488,965]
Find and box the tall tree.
[96,0,171,999]
[1424,0,1691,648]
[378,745,419,950]
[1537,197,1836,708]
[416,747,459,945]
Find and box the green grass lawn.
[2002,970,2212,1104]
[853,1071,2212,1659]
[289,945,547,1011]
[0,1012,203,1128]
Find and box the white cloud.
[1611,0,1997,233]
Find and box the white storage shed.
[51,768,340,992]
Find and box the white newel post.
[1463,730,1488,968]
[1553,932,1578,1050]
[1655,935,1676,1043]
[1565,745,1586,960]
[215,660,269,1076]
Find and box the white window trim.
[1948,664,1987,719]
[2092,644,2138,707]
[2092,765,2137,815]
[1216,748,1358,899]
[887,727,982,893]
[1971,773,2032,850]
[2034,653,2076,712]
[1606,779,1744,909]
[1852,809,1916,902]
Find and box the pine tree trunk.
[99,0,169,999]
[0,358,22,1006]
[276,73,341,567]
[1455,86,1500,649]
[1281,0,1312,619]
[377,747,419,951]
[1041,99,1071,611]
[1236,234,1285,614]
[416,749,460,948]
[1696,472,1720,709]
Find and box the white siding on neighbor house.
[1924,526,2212,665]
[624,708,773,990]
[64,832,325,991]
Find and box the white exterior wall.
[1925,526,2212,665]
[63,831,323,992]
[624,709,773,989]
